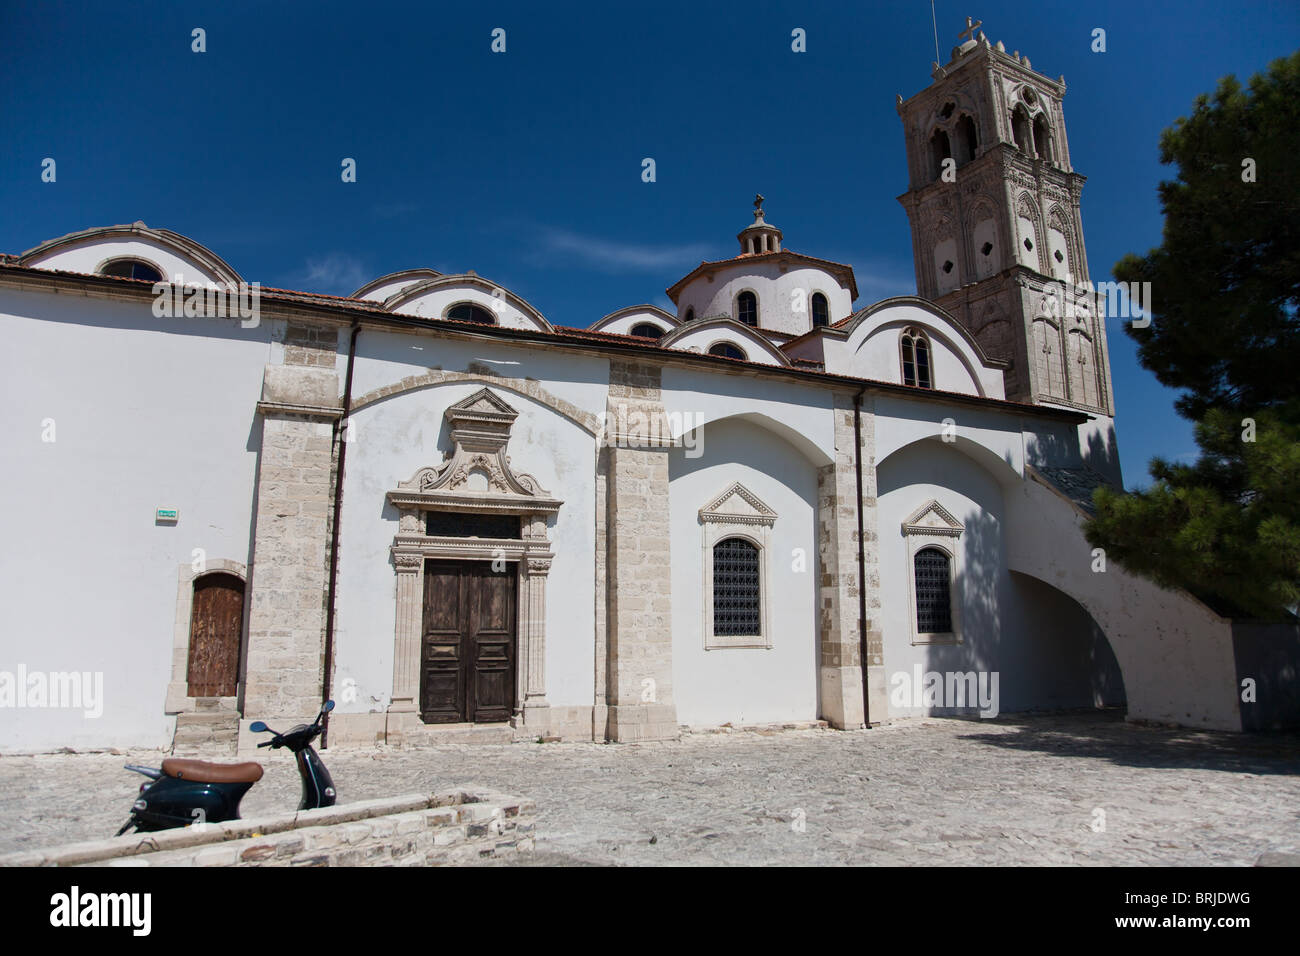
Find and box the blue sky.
[2,1,1297,487]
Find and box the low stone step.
[171,711,240,756]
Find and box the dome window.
[811,293,829,328]
[445,302,496,325]
[736,291,758,327]
[630,323,663,340]
[709,343,746,361]
[99,258,163,283]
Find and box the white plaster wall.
[332,375,599,718]
[358,275,437,304]
[778,334,825,366]
[872,396,1024,479]
[826,303,1006,399]
[852,322,984,395]
[348,330,610,421]
[0,288,271,752]
[660,366,835,467]
[389,282,548,332]
[663,324,786,366]
[1004,478,1241,729]
[589,309,676,336]
[673,262,853,335]
[668,418,819,726]
[25,237,231,288]
[876,440,1124,718]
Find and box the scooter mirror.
[322,700,335,713]
[249,721,268,732]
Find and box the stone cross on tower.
[753,193,765,217]
[959,16,982,42]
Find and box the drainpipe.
[853,386,871,728]
[321,321,360,747]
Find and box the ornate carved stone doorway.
[386,388,561,740]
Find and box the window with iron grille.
[713,537,760,636]
[913,547,952,633]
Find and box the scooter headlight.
[132,799,147,812]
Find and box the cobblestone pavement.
[2,712,1298,865]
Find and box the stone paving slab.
[2,712,1297,866]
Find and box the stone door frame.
[165,559,247,715]
[385,387,562,738]
[389,513,554,731]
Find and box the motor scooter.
[116,700,337,835]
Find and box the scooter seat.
[161,758,265,784]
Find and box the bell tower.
[896,19,1114,414]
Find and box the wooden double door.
[420,560,517,724]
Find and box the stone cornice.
[255,400,344,420]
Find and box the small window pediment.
[699,482,778,527]
[901,499,964,537]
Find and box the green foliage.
[1113,50,1300,421]
[1087,50,1300,619]
[1087,409,1300,616]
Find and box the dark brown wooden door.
[420,560,516,723]
[186,573,244,697]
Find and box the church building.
[0,28,1254,754]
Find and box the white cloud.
[299,254,370,295]
[535,227,717,273]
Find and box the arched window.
[713,537,760,637]
[684,307,696,322]
[955,114,978,164]
[1011,107,1032,155]
[811,293,829,328]
[736,291,758,327]
[900,327,932,389]
[630,323,663,340]
[445,302,496,325]
[100,258,163,283]
[709,342,746,361]
[930,128,952,180]
[1032,115,1052,163]
[913,547,952,634]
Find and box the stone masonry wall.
[605,361,678,742]
[0,789,535,868]
[817,393,887,727]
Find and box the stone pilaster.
[604,361,678,742]
[818,393,887,728]
[388,547,423,715]
[592,447,609,739]
[520,553,551,731]
[242,364,341,729]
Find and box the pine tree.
[1085,50,1300,619]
